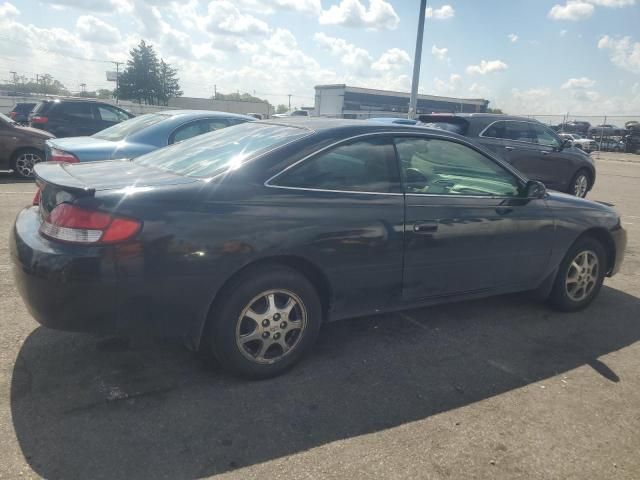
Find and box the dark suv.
[29,99,134,138]
[9,102,37,124]
[419,114,596,198]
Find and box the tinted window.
[201,118,230,132]
[394,137,520,197]
[482,121,506,138]
[62,102,93,119]
[530,123,560,147]
[171,121,203,143]
[92,113,168,141]
[135,122,308,178]
[291,110,309,116]
[274,138,399,193]
[504,122,536,143]
[97,105,129,122]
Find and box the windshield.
[134,122,309,178]
[92,113,168,141]
[0,112,15,125]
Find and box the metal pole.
[408,0,427,119]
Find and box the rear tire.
[568,169,591,198]
[548,237,607,312]
[206,265,322,379]
[11,148,44,179]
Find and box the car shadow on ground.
[11,286,640,479]
[0,172,34,184]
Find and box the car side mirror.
[561,139,572,149]
[525,180,546,199]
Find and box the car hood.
[546,191,618,216]
[14,124,55,139]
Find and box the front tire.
[548,237,607,312]
[568,169,591,198]
[207,265,322,379]
[11,148,44,179]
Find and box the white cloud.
[313,32,410,90]
[561,77,596,89]
[319,0,400,30]
[508,33,519,43]
[0,1,19,18]
[205,0,270,36]
[237,0,321,15]
[560,29,568,36]
[76,15,121,44]
[431,44,449,61]
[598,35,640,73]
[586,0,635,6]
[426,5,455,19]
[466,59,508,75]
[433,73,462,94]
[548,1,594,21]
[48,0,131,13]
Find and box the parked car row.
[11,117,627,378]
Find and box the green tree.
[276,104,288,114]
[96,89,113,99]
[117,40,181,105]
[158,60,182,106]
[486,107,504,114]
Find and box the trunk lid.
[46,136,122,162]
[34,160,198,218]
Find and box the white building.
[314,84,488,119]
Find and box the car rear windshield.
[134,122,309,178]
[92,113,168,141]
[422,121,465,135]
[13,103,35,113]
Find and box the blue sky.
[0,0,639,114]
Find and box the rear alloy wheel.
[570,170,590,198]
[548,237,606,312]
[11,149,43,179]
[208,266,322,379]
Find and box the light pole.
[408,0,427,119]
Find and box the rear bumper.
[10,207,212,340]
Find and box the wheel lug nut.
[280,322,287,329]
[262,331,270,338]
[273,333,281,340]
[273,313,281,321]
[262,319,270,327]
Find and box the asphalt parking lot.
[0,152,639,480]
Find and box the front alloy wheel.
[565,250,599,302]
[572,172,589,198]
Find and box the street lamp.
[408,0,427,119]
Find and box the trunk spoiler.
[34,162,96,194]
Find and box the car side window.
[394,137,521,197]
[530,123,561,148]
[170,121,204,144]
[273,137,400,193]
[481,121,506,139]
[505,122,536,143]
[97,105,128,122]
[63,103,93,119]
[201,119,229,133]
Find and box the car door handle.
[413,221,438,234]
[504,146,514,151]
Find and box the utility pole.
[80,83,86,96]
[111,61,123,104]
[288,94,292,110]
[10,71,17,94]
[408,0,427,119]
[214,84,217,99]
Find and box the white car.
[272,109,310,118]
[559,133,598,153]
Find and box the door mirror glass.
[525,180,546,198]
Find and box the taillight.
[10,111,16,119]
[49,148,79,163]
[30,115,48,124]
[32,188,41,206]
[39,203,141,244]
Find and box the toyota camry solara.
[10,119,627,378]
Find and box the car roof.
[253,117,472,142]
[156,110,255,120]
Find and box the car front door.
[500,121,551,184]
[265,136,405,318]
[394,134,554,300]
[95,104,131,132]
[476,120,507,158]
[528,122,573,190]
